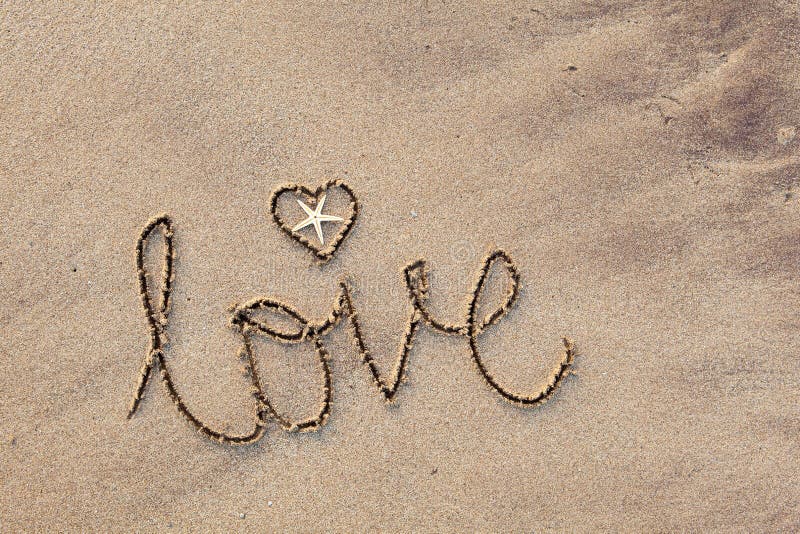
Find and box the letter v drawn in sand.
[127,182,577,446]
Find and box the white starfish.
[291,194,343,245]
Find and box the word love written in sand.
[127,216,575,445]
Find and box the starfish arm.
[296,198,315,217]
[316,214,344,222]
[292,216,314,232]
[315,194,327,215]
[312,218,325,244]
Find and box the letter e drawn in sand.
[127,215,576,445]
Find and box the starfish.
[291,194,344,245]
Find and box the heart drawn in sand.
[269,179,359,262]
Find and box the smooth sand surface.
[2,2,799,531]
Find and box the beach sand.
[2,1,799,531]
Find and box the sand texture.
[2,1,799,531]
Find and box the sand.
[2,1,799,531]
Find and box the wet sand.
[1,2,799,531]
